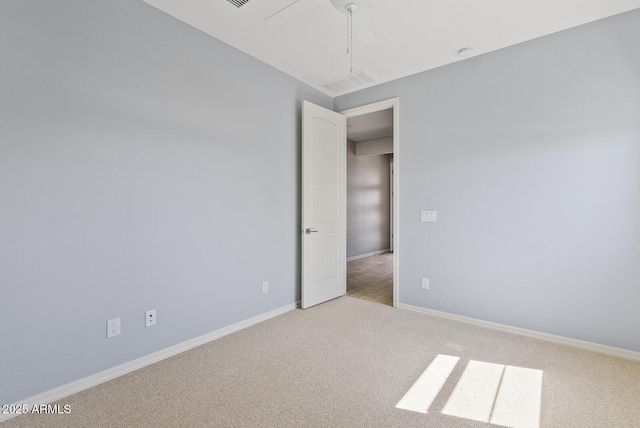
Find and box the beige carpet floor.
[4,297,640,427]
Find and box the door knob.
[305,228,318,234]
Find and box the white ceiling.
[141,0,640,96]
[347,109,392,142]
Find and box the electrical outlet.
[421,277,430,290]
[262,281,269,294]
[145,309,156,327]
[107,318,121,338]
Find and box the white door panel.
[301,101,346,309]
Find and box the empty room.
[2,1,640,427]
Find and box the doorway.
[300,98,399,309]
[340,99,399,307]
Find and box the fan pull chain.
[346,8,350,54]
[348,7,353,72]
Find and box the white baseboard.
[397,303,640,362]
[347,248,391,262]
[0,302,298,423]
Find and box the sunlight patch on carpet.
[489,365,543,428]
[397,355,543,428]
[395,354,460,414]
[442,360,504,422]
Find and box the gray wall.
[336,9,640,352]
[0,0,331,404]
[356,137,393,156]
[347,141,391,258]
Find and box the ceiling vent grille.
[320,69,376,95]
[226,0,251,8]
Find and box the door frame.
[339,97,400,307]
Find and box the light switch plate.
[421,211,437,222]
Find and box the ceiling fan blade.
[354,8,376,46]
[264,0,319,23]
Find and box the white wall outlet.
[421,277,430,290]
[262,281,269,294]
[421,211,437,222]
[107,318,121,338]
[145,309,156,327]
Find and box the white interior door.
[301,101,346,309]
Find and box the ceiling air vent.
[320,69,376,95]
[226,0,251,8]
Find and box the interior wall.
[0,0,332,404]
[335,9,640,352]
[347,140,391,259]
[356,137,393,156]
